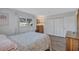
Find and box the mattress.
[8,32,51,51]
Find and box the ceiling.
[14,8,77,16]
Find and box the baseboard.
[49,35,65,38]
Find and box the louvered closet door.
[44,19,55,35]
[54,18,64,37]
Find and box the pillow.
[0,35,17,51]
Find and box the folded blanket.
[0,35,17,51]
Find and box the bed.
[0,35,17,51]
[8,32,52,51]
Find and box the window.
[0,13,8,25]
[19,17,33,27]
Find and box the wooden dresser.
[36,24,44,33]
[66,31,79,51]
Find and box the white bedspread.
[0,35,17,51]
[8,32,51,51]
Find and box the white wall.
[44,11,77,37]
[64,15,77,36]
[0,8,36,35]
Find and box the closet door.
[44,19,55,35]
[54,18,64,37]
[45,18,64,37]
